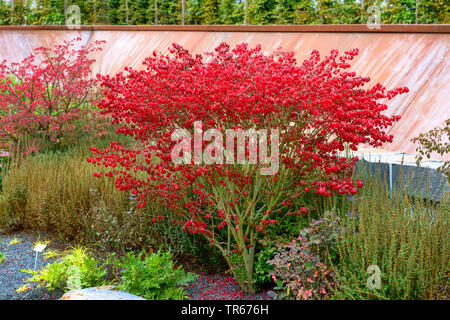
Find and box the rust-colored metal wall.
[0,25,448,160]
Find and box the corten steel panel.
[387,52,450,155]
[0,29,92,63]
[0,26,448,160]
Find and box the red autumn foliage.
[89,42,408,290]
[0,37,108,156]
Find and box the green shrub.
[0,250,5,263]
[22,246,107,291]
[115,250,196,300]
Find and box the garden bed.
[0,231,274,300]
[0,37,447,301]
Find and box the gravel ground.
[0,231,274,300]
[0,232,67,300]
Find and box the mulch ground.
[184,271,273,300]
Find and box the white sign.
[34,244,47,253]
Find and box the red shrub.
[90,43,408,291]
[0,37,108,157]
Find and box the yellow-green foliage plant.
[330,163,449,300]
[23,246,107,292]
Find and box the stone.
[60,285,146,300]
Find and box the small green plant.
[22,246,107,292]
[0,250,6,263]
[15,284,32,293]
[43,249,61,260]
[115,249,196,300]
[252,244,277,290]
[8,237,21,246]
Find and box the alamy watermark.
[367,264,382,289]
[66,265,81,290]
[171,121,280,175]
[367,5,382,30]
[66,5,81,30]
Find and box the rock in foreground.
[60,286,146,300]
